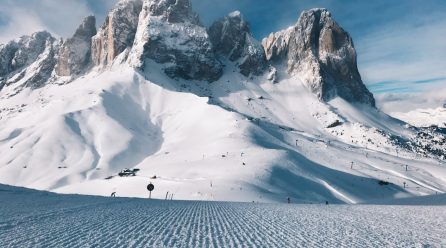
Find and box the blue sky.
[192,0,446,96]
[0,0,445,100]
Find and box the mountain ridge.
[0,0,445,203]
[1,1,374,106]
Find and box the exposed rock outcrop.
[208,11,266,77]
[23,42,58,89]
[0,31,54,77]
[1,3,376,105]
[262,27,294,62]
[55,16,96,76]
[91,0,143,67]
[267,66,278,83]
[0,31,57,90]
[129,0,222,82]
[147,0,199,24]
[263,9,375,106]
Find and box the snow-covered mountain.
[0,0,445,203]
[390,107,446,128]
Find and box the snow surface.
[1,61,446,204]
[0,184,445,247]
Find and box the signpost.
[147,182,154,199]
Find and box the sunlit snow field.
[1,184,445,247]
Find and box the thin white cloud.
[0,0,117,44]
[356,13,446,91]
[0,7,47,43]
[376,86,446,113]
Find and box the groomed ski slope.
[1,185,445,247]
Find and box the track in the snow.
[0,188,445,247]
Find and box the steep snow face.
[128,0,223,82]
[208,11,266,77]
[263,9,375,106]
[91,0,143,67]
[56,16,97,77]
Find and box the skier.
[111,192,116,197]
[287,197,291,204]
[325,200,329,205]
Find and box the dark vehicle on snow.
[118,168,140,177]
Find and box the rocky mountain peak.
[208,11,266,77]
[0,31,54,77]
[209,11,249,59]
[0,31,56,91]
[55,16,97,77]
[129,0,222,82]
[263,8,375,106]
[92,0,143,67]
[73,16,97,40]
[2,4,375,104]
[146,0,199,24]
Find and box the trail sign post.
[147,182,154,199]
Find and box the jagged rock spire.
[209,11,266,77]
[263,8,375,106]
[2,3,376,102]
[73,16,97,39]
[91,0,143,66]
[0,31,54,77]
[129,0,222,82]
[0,31,56,91]
[146,0,199,24]
[55,16,96,76]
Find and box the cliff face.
[0,31,54,78]
[128,0,222,82]
[91,0,143,67]
[263,9,375,106]
[208,11,266,77]
[0,2,375,106]
[0,31,57,90]
[56,16,97,76]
